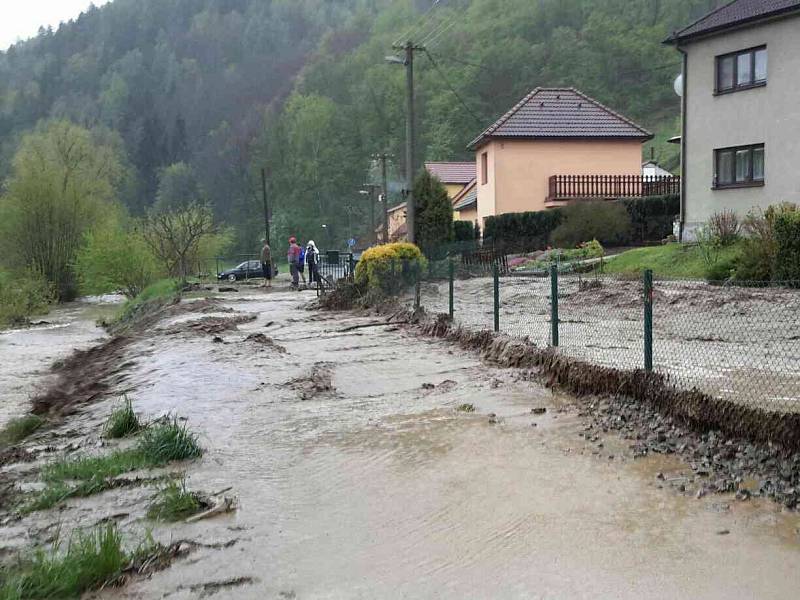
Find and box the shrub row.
[483,194,679,253]
[774,212,800,283]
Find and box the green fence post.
[493,262,500,332]
[644,269,653,371]
[448,259,455,319]
[550,264,559,347]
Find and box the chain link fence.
[407,258,800,413]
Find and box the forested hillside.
[0,0,721,250]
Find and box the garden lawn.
[603,242,744,279]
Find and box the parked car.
[217,260,273,282]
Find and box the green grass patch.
[602,242,744,279]
[0,270,53,331]
[456,403,476,413]
[0,415,45,447]
[24,417,203,513]
[106,278,179,335]
[0,524,156,599]
[103,397,142,439]
[146,479,205,522]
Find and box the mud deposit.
[1,289,800,598]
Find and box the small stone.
[531,407,547,415]
[421,383,435,390]
[716,529,730,536]
[212,336,224,343]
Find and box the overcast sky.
[1,0,110,51]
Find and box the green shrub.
[103,397,142,439]
[146,479,205,521]
[107,278,179,335]
[705,259,736,283]
[483,210,563,253]
[734,239,773,282]
[453,221,475,242]
[551,202,632,248]
[774,211,800,284]
[622,194,679,243]
[75,225,160,298]
[0,270,54,329]
[414,170,454,251]
[708,210,741,246]
[354,243,427,295]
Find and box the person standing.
[260,239,272,288]
[306,240,320,285]
[287,236,302,289]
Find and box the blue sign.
[347,238,357,248]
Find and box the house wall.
[683,16,800,238]
[387,206,407,241]
[454,206,478,222]
[444,183,467,199]
[475,139,643,223]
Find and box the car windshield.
[236,262,249,269]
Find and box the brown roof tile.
[669,0,800,43]
[468,88,652,150]
[424,162,476,184]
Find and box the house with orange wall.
[468,88,654,227]
[424,162,476,200]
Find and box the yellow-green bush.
[354,242,427,294]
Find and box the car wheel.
[228,274,237,282]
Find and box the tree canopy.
[0,0,722,252]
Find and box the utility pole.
[260,167,270,246]
[378,153,389,243]
[388,41,424,244]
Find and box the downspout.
[677,44,688,242]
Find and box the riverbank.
[1,286,799,598]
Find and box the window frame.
[713,143,765,190]
[480,152,488,185]
[714,45,767,95]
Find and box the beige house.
[451,179,477,223]
[384,202,408,242]
[667,0,800,240]
[467,88,653,227]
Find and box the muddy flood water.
[2,286,800,599]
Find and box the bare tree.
[142,203,217,281]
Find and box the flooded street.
[2,287,800,598]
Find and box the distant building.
[467,88,655,227]
[424,162,476,200]
[642,160,674,178]
[667,0,800,240]
[451,179,477,223]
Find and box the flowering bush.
[354,242,427,294]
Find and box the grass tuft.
[0,524,130,599]
[456,403,476,413]
[137,417,203,464]
[103,397,142,439]
[146,479,205,521]
[23,417,203,513]
[0,415,45,447]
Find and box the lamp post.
[360,184,380,245]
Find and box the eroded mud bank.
[1,287,799,599]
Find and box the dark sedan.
[218,260,273,282]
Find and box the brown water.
[0,296,122,426]
[2,289,799,598]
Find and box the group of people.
[259,237,321,289]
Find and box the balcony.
[546,175,681,208]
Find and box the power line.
[424,49,483,124]
[393,0,442,47]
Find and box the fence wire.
[414,261,800,413]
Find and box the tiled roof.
[387,202,407,214]
[468,88,652,150]
[669,0,800,42]
[424,162,476,184]
[453,187,477,211]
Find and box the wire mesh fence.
[409,258,800,413]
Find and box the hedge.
[774,212,800,284]
[453,220,477,242]
[483,194,679,253]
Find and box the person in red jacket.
[287,236,302,289]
